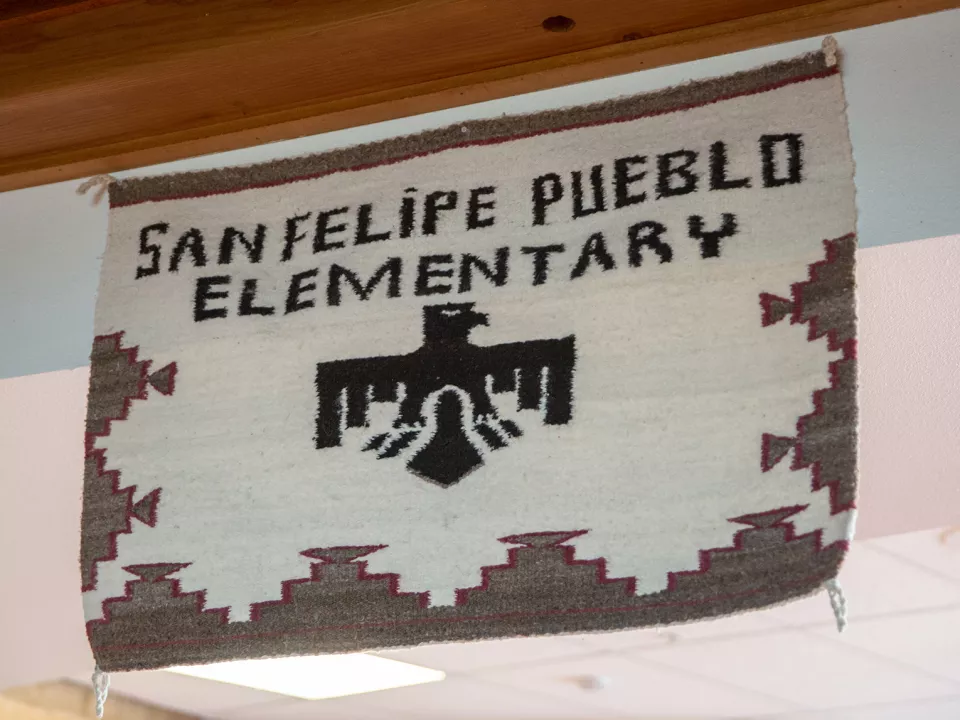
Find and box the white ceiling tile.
[569,627,677,651]
[867,528,960,583]
[77,669,285,715]
[668,611,783,640]
[635,630,958,710]
[242,675,609,720]
[762,694,960,720]
[762,543,960,627]
[811,606,960,683]
[572,612,781,652]
[761,593,837,628]
[480,651,795,717]
[373,636,590,673]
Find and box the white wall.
[1,10,958,380]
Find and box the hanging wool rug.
[81,40,858,671]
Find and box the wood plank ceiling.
[0,0,956,191]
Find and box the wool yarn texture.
[81,44,858,671]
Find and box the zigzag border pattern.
[759,235,858,515]
[81,332,178,591]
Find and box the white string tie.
[822,36,839,68]
[77,174,118,206]
[825,577,848,632]
[92,665,110,718]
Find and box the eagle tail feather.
[474,421,508,450]
[363,433,390,452]
[376,429,420,459]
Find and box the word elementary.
[130,135,805,322]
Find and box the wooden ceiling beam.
[0,0,956,192]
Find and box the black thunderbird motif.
[315,303,575,486]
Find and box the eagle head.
[423,303,489,345]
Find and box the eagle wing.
[475,335,575,425]
[315,353,416,448]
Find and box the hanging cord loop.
[92,665,111,718]
[77,174,118,206]
[824,577,848,632]
[822,36,839,68]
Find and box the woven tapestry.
[81,44,858,671]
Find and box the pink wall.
[0,368,92,688]
[857,235,960,537]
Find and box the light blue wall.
[1,183,107,379]
[1,10,958,380]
